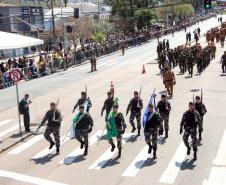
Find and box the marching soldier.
[143,104,162,159]
[195,96,207,141]
[72,92,92,113]
[221,51,226,73]
[186,53,195,77]
[19,94,32,132]
[180,102,201,160]
[41,102,62,155]
[157,94,171,138]
[120,39,126,56]
[101,92,114,121]
[163,67,176,98]
[90,48,97,72]
[73,105,94,156]
[126,91,143,136]
[107,104,126,158]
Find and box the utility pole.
[51,0,56,42]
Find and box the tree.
[135,8,156,30]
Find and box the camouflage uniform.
[180,109,200,160]
[144,111,162,158]
[42,109,62,149]
[195,102,207,140]
[126,97,143,135]
[157,100,171,138]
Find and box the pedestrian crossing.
[1,118,226,184]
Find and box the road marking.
[0,119,13,127]
[121,145,150,177]
[202,179,208,185]
[0,125,18,138]
[33,135,70,159]
[88,133,134,170]
[9,135,43,155]
[0,170,68,185]
[60,130,103,165]
[213,129,226,166]
[206,167,226,185]
[159,142,186,184]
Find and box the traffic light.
[66,25,73,33]
[74,8,79,19]
[204,0,212,9]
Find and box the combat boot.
[131,126,136,133]
[198,133,202,141]
[111,143,116,152]
[137,129,141,136]
[117,149,121,159]
[193,152,197,161]
[80,140,84,149]
[153,150,157,159]
[187,147,191,155]
[165,131,168,138]
[84,147,88,156]
[49,140,55,149]
[148,144,152,154]
[56,146,60,155]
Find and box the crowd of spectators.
[0,13,216,90]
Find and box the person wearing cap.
[143,104,161,159]
[19,94,32,132]
[101,92,114,121]
[180,102,201,161]
[126,91,143,136]
[107,103,126,158]
[163,67,176,98]
[195,96,207,141]
[72,91,92,113]
[41,102,62,155]
[220,51,226,73]
[157,94,171,138]
[73,104,93,156]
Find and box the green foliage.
[93,20,116,33]
[135,8,156,29]
[91,32,106,43]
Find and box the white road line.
[60,130,103,165]
[0,119,13,127]
[159,142,186,184]
[88,133,134,170]
[33,135,70,159]
[213,129,226,166]
[0,125,18,138]
[0,170,68,185]
[206,167,226,185]
[202,179,208,185]
[9,135,43,155]
[122,145,150,177]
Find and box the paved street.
[0,16,226,185]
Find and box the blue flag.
[143,89,156,127]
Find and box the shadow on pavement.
[102,157,120,169]
[180,159,196,170]
[137,158,156,169]
[30,153,58,165]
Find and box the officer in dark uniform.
[41,102,62,155]
[157,94,171,138]
[180,102,200,160]
[108,104,126,158]
[126,91,143,136]
[73,92,92,113]
[144,104,162,159]
[101,92,114,121]
[195,96,207,141]
[19,94,32,132]
[73,105,93,156]
[90,48,97,72]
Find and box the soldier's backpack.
[19,100,25,114]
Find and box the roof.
[0,31,44,50]
[0,3,16,7]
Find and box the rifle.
[193,93,195,103]
[52,98,60,121]
[137,86,142,108]
[201,88,203,103]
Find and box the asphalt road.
[0,15,226,185]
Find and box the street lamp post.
[51,0,56,42]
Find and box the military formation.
[19,21,226,165]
